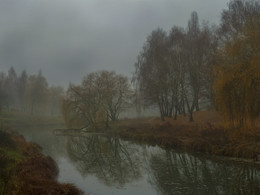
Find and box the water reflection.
[149,151,260,195]
[14,125,260,195]
[66,135,141,187]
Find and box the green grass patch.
[5,150,24,162]
[0,148,24,176]
[0,130,25,194]
[0,151,20,194]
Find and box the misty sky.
[0,0,229,87]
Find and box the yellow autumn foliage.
[214,18,260,129]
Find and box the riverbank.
[0,127,82,195]
[108,111,260,162]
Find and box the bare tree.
[185,12,218,121]
[168,26,187,119]
[99,71,132,123]
[62,71,132,130]
[134,28,176,120]
[219,0,260,42]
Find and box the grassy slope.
[0,111,82,195]
[0,129,82,195]
[109,111,260,160]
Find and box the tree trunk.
[195,99,200,111]
[174,108,178,120]
[161,113,165,121]
[189,111,194,122]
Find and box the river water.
[14,124,260,195]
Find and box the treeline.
[3,0,257,130]
[62,0,259,130]
[0,67,64,116]
[133,13,217,122]
[133,0,259,127]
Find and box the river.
[13,124,260,195]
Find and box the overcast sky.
[0,0,229,87]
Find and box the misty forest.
[0,0,259,194]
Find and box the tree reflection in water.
[66,135,141,186]
[149,151,260,195]
[66,135,260,194]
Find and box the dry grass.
[109,111,260,160]
[0,129,82,195]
